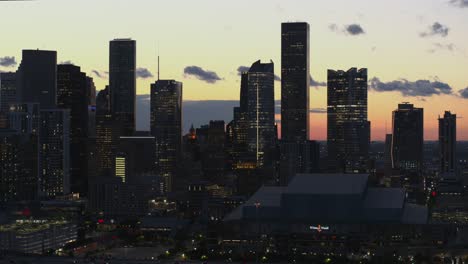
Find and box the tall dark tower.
[109,39,136,136]
[17,50,57,108]
[327,68,370,173]
[281,22,310,142]
[0,72,17,112]
[439,111,457,174]
[57,64,89,196]
[150,80,182,193]
[246,60,275,167]
[391,103,424,174]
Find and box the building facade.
[327,68,370,173]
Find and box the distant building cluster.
[0,22,466,260]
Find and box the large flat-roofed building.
[225,173,427,225]
[0,219,77,254]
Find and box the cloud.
[346,24,365,35]
[91,70,108,79]
[460,87,468,98]
[310,75,326,87]
[450,0,468,8]
[184,66,222,84]
[136,67,154,79]
[420,22,449,37]
[237,66,250,75]
[310,108,327,114]
[329,23,365,36]
[59,60,73,65]
[0,56,17,67]
[429,43,456,53]
[369,77,453,97]
[274,74,281,81]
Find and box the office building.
[281,22,310,142]
[0,72,17,112]
[391,103,424,174]
[246,60,276,167]
[57,64,89,195]
[439,111,457,174]
[151,80,182,193]
[0,129,38,204]
[109,39,136,136]
[39,109,70,198]
[16,50,57,108]
[327,68,370,173]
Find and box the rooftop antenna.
[157,41,160,80]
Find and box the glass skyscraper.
[327,68,370,173]
[109,39,136,136]
[150,80,182,193]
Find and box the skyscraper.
[39,109,70,198]
[391,103,424,174]
[57,64,89,195]
[0,72,17,112]
[109,39,136,136]
[327,68,370,173]
[439,111,457,174]
[96,86,119,177]
[150,80,182,193]
[246,60,276,167]
[17,50,57,108]
[281,22,310,142]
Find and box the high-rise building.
[0,129,38,204]
[17,50,57,108]
[196,120,226,183]
[0,72,17,113]
[39,109,70,198]
[109,39,136,136]
[95,86,119,177]
[246,60,276,167]
[150,80,182,193]
[281,22,310,142]
[439,111,457,174]
[57,64,89,196]
[391,103,424,174]
[327,68,370,173]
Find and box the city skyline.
[1,0,467,141]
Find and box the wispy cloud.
[460,87,468,98]
[330,23,365,36]
[420,22,449,37]
[449,0,468,8]
[310,108,327,114]
[310,75,326,87]
[59,60,73,65]
[369,77,453,97]
[136,67,154,79]
[91,70,108,79]
[184,66,222,84]
[0,56,17,67]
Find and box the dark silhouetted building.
[57,64,89,196]
[39,109,70,198]
[391,103,424,174]
[151,80,182,193]
[0,129,38,204]
[109,39,136,136]
[117,133,156,180]
[327,68,370,173]
[196,121,226,183]
[17,50,57,108]
[246,60,276,167]
[439,111,457,174]
[281,22,310,142]
[96,86,119,177]
[0,72,17,112]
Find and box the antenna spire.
[157,55,160,80]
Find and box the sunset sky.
[1,0,467,140]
